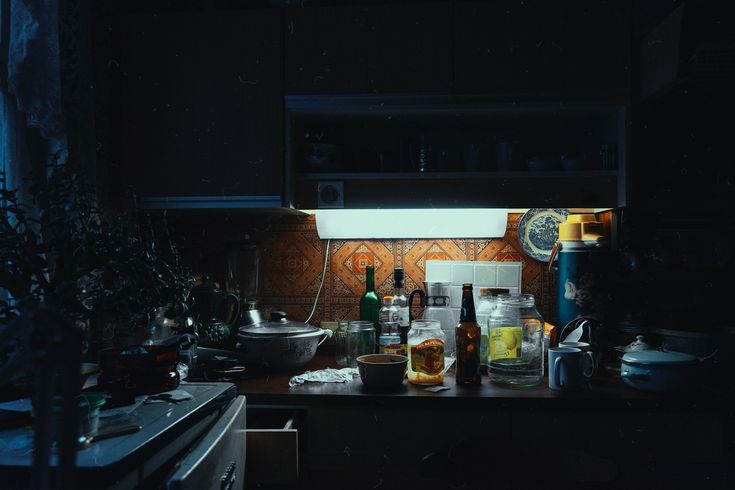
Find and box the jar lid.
[622,350,699,367]
[497,293,535,307]
[347,321,375,332]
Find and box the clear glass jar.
[346,321,375,367]
[487,294,544,387]
[407,320,445,385]
[476,288,510,364]
[335,320,349,367]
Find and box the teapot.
[189,275,241,348]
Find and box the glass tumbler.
[346,321,376,367]
[335,320,349,367]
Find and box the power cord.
[305,239,330,324]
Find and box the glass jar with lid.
[475,288,510,364]
[487,294,544,387]
[407,320,446,385]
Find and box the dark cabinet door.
[454,0,630,96]
[121,10,283,201]
[284,2,452,94]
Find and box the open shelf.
[285,95,628,208]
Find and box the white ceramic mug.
[549,347,586,391]
[559,341,596,378]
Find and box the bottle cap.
[382,296,394,304]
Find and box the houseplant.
[0,164,193,360]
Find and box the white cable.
[305,239,330,324]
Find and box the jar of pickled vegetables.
[407,320,445,385]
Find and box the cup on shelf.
[463,143,489,171]
[548,347,593,391]
[494,141,515,171]
[559,340,598,377]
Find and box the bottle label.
[379,334,402,355]
[409,338,445,375]
[397,307,409,327]
[489,327,522,360]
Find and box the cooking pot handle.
[620,370,650,381]
[225,292,241,327]
[317,329,334,347]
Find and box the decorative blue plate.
[518,208,570,262]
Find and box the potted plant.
[0,165,193,362]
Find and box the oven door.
[166,395,246,490]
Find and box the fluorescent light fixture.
[315,209,508,239]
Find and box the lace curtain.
[1,0,67,195]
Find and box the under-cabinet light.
[314,209,508,239]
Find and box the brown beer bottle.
[455,283,481,385]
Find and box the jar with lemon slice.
[488,294,544,387]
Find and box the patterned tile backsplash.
[176,212,559,327]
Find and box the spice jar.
[407,320,445,385]
[487,294,544,387]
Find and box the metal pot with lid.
[236,312,332,371]
[621,350,701,393]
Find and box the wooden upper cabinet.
[121,10,283,202]
[454,0,630,96]
[284,2,452,94]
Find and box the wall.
[176,212,557,326]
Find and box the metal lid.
[622,350,699,366]
[238,311,318,336]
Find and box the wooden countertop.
[235,354,721,410]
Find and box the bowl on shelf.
[357,354,408,388]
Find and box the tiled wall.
[255,213,557,326]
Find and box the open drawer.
[245,407,302,486]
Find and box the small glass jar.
[407,320,445,385]
[335,320,349,367]
[487,294,544,387]
[346,321,375,367]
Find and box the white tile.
[451,308,461,326]
[506,287,520,296]
[497,264,521,288]
[449,286,463,308]
[451,263,474,285]
[473,263,497,286]
[426,260,452,282]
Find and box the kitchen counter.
[235,355,732,489]
[235,354,723,410]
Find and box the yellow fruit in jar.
[501,329,517,350]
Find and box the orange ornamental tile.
[330,240,394,297]
[261,231,324,297]
[403,239,468,287]
[475,239,507,262]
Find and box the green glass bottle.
[359,265,381,353]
